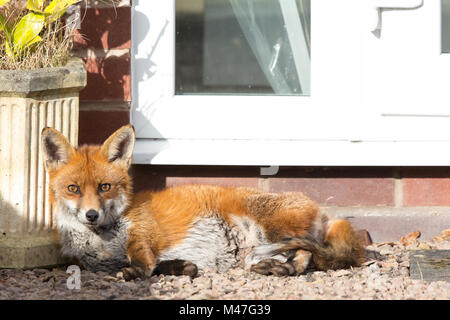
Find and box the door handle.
[368,0,424,37]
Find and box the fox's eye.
[99,183,111,192]
[67,185,80,194]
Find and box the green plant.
[0,0,81,69]
[0,0,80,57]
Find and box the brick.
[403,178,450,206]
[357,229,373,247]
[131,165,262,193]
[131,165,168,193]
[131,166,395,206]
[402,167,450,206]
[263,167,395,206]
[166,177,259,189]
[269,167,395,179]
[78,109,130,145]
[73,7,131,50]
[268,177,394,206]
[79,54,130,101]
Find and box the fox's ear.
[41,128,75,172]
[100,124,135,168]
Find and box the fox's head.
[41,125,135,230]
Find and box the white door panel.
[132,0,361,140]
[360,0,450,141]
[131,0,450,165]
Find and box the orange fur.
[125,185,321,267]
[47,145,133,215]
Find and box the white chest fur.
[56,207,130,272]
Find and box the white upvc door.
[361,0,450,141]
[131,0,450,166]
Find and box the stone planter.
[0,58,86,268]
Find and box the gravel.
[0,233,449,300]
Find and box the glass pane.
[443,0,450,53]
[175,0,311,96]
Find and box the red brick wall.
[131,165,450,207]
[74,1,449,241]
[74,0,131,145]
[402,168,450,206]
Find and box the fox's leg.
[250,259,296,276]
[292,249,313,274]
[250,249,312,276]
[152,259,198,277]
[122,239,156,281]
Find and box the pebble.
[368,262,381,274]
[418,243,432,250]
[334,270,352,277]
[103,275,118,282]
[379,245,394,255]
[0,240,449,300]
[399,260,410,268]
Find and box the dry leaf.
[376,242,396,247]
[432,229,450,242]
[400,230,421,247]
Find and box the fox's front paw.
[120,266,153,281]
[250,259,296,276]
[153,259,198,277]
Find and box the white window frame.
[131,0,450,166]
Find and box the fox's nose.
[86,209,99,222]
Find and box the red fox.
[41,125,365,279]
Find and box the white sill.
[132,138,450,166]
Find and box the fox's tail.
[255,219,366,270]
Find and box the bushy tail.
[256,220,365,270]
